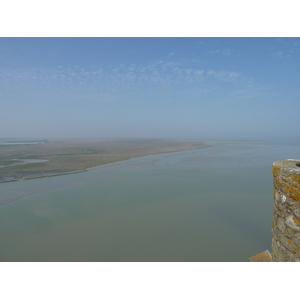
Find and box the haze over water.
[1,139,299,261]
[1,7,299,300]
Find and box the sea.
[1,139,299,262]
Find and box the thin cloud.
[0,59,260,101]
[273,51,283,58]
[207,49,234,56]
[207,49,220,55]
[207,70,240,82]
[273,51,290,59]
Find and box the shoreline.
[0,169,88,184]
[0,144,210,184]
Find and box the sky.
[1,37,300,141]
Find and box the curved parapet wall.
[272,159,300,261]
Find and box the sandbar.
[0,138,209,183]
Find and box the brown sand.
[0,139,208,183]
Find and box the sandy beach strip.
[0,139,209,184]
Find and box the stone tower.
[272,159,300,261]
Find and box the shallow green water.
[1,140,299,261]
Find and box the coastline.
[0,169,88,184]
[0,141,210,184]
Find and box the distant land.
[0,138,208,183]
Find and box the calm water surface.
[1,140,299,261]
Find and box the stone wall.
[272,159,300,262]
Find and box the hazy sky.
[1,37,299,140]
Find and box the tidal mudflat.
[0,139,299,261]
[0,139,206,183]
